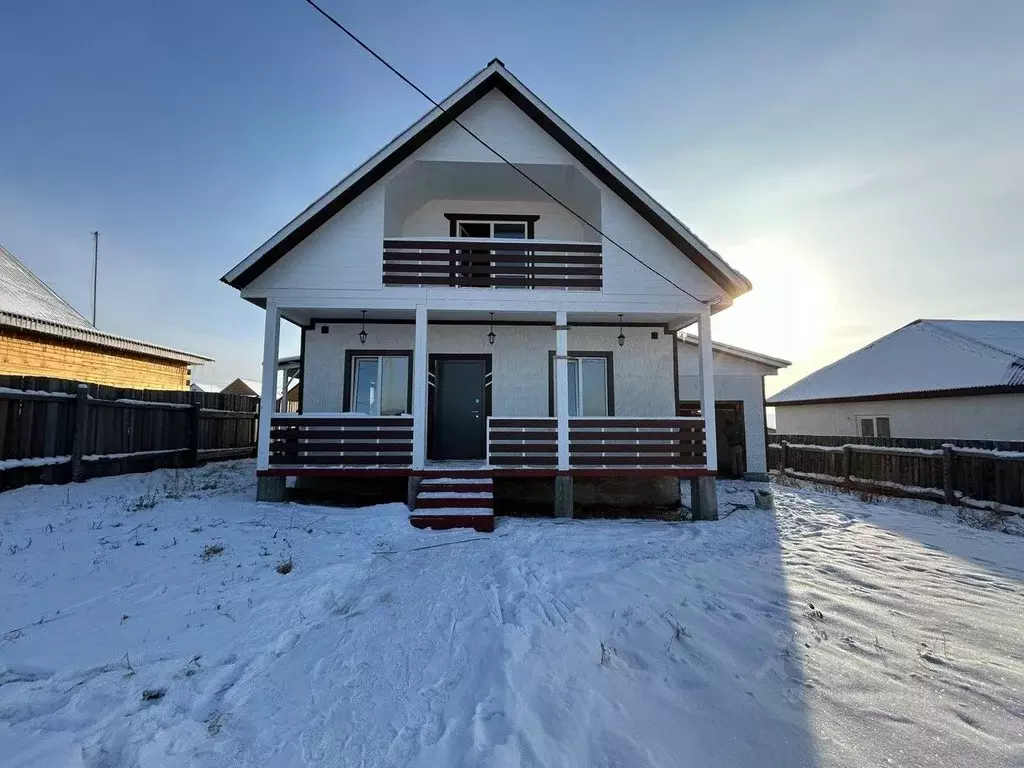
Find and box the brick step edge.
[415,496,494,509]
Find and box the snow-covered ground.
[1,462,1022,767]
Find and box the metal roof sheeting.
[0,245,211,365]
[769,319,1024,404]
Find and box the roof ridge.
[921,319,1023,361]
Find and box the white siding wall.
[774,395,1024,441]
[247,187,385,292]
[303,323,675,417]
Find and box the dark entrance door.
[431,357,488,460]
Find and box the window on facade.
[858,416,891,438]
[350,355,409,415]
[553,355,610,417]
[455,219,532,287]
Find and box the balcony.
[382,237,603,290]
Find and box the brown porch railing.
[269,414,413,466]
[487,417,558,467]
[382,238,602,290]
[568,417,706,467]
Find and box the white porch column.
[412,304,428,469]
[257,301,281,471]
[555,310,570,470]
[697,305,718,472]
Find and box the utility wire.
[302,0,718,305]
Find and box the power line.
[301,0,717,305]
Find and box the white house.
[768,320,1024,440]
[221,60,753,526]
[676,336,788,480]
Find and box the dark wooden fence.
[0,375,258,492]
[768,435,1024,512]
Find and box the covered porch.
[255,299,720,517]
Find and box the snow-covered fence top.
[768,438,1024,512]
[0,374,258,492]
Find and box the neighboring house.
[676,336,789,480]
[220,375,297,412]
[190,382,222,394]
[221,60,753,523]
[0,244,211,389]
[768,319,1024,440]
[220,378,262,397]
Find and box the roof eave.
[0,311,213,365]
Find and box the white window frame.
[567,355,610,418]
[349,354,410,416]
[857,415,891,438]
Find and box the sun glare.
[712,236,833,366]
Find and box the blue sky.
[1,0,1021,392]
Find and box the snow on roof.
[768,320,1024,405]
[190,382,222,393]
[0,243,212,365]
[0,244,93,329]
[676,334,790,370]
[220,378,285,399]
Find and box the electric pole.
[91,231,99,327]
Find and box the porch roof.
[275,306,700,331]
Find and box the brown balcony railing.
[382,238,602,290]
[269,414,413,467]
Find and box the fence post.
[841,445,853,489]
[780,441,789,476]
[71,384,89,482]
[186,399,201,468]
[942,444,956,506]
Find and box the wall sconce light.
[358,310,368,345]
[487,312,496,345]
[617,313,626,347]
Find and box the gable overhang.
[676,334,790,370]
[222,62,751,299]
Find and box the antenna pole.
[91,231,99,326]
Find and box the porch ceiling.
[279,306,699,329]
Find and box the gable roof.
[0,244,212,365]
[676,334,790,370]
[768,320,1024,405]
[221,60,751,298]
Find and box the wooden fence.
[768,435,1024,512]
[0,375,258,492]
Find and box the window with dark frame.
[348,354,411,415]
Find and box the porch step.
[419,477,493,491]
[411,479,495,531]
[409,510,495,533]
[416,493,494,509]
